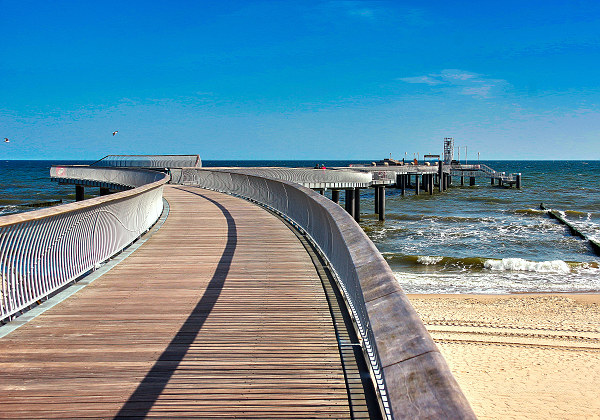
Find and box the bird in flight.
[112,131,118,136]
[4,138,9,143]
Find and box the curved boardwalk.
[0,186,351,419]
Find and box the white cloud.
[439,69,478,82]
[399,75,444,85]
[460,85,494,98]
[398,69,509,98]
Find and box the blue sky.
[1,0,599,160]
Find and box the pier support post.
[379,186,386,221]
[415,175,420,195]
[516,173,522,189]
[461,176,464,186]
[438,161,444,192]
[345,189,355,218]
[354,188,361,222]
[470,177,476,186]
[429,174,434,195]
[400,174,406,196]
[76,185,84,201]
[331,189,340,204]
[491,178,495,186]
[498,178,503,187]
[318,189,324,195]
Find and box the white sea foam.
[0,205,19,216]
[483,258,570,273]
[393,268,600,294]
[416,255,443,265]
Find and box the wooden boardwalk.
[0,186,352,419]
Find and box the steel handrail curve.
[0,167,168,323]
[50,165,168,188]
[91,154,202,168]
[198,167,373,186]
[179,168,475,420]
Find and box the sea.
[1,159,599,294]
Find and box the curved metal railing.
[178,168,475,420]
[91,154,201,168]
[0,167,168,323]
[51,165,168,189]
[171,166,373,189]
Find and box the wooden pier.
[0,159,478,419]
[0,186,374,418]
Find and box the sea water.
[1,159,599,294]
[359,160,600,293]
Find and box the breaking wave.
[382,253,599,273]
[483,258,570,273]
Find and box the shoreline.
[407,292,600,419]
[408,291,600,302]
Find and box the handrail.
[90,154,202,168]
[0,167,169,323]
[178,168,475,419]
[170,166,373,188]
[450,164,514,181]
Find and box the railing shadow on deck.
[115,189,237,418]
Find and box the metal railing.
[51,165,168,188]
[178,168,475,419]
[451,163,515,181]
[91,154,201,168]
[171,167,372,189]
[0,167,168,323]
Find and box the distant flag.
[112,131,118,136]
[4,138,9,143]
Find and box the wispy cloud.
[398,75,444,86]
[321,1,380,20]
[398,69,509,98]
[347,7,376,20]
[311,2,432,28]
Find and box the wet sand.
[407,294,600,419]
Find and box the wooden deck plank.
[0,186,351,419]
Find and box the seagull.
[112,131,118,136]
[4,138,8,143]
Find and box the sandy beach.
[407,294,600,419]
